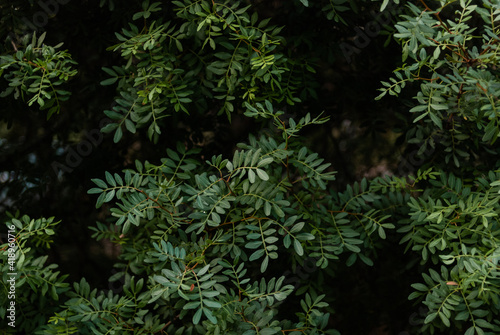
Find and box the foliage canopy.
[1,0,500,334]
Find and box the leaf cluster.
[0,32,77,119]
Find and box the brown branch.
[421,0,471,60]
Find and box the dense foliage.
[1,0,500,334]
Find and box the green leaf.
[438,311,450,327]
[290,221,304,234]
[429,112,443,129]
[256,169,269,181]
[346,253,357,267]
[249,249,265,261]
[197,264,210,277]
[424,312,438,324]
[380,0,390,11]
[455,310,469,321]
[87,188,103,194]
[257,157,273,167]
[464,327,475,335]
[474,319,492,329]
[203,300,221,309]
[101,77,118,86]
[91,178,107,188]
[124,119,136,133]
[293,239,303,256]
[261,255,269,272]
[183,301,201,309]
[211,212,221,224]
[193,308,203,324]
[378,226,386,239]
[246,241,262,249]
[260,328,278,335]
[102,67,117,76]
[114,126,123,143]
[248,169,256,183]
[203,308,217,324]
[411,283,428,292]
